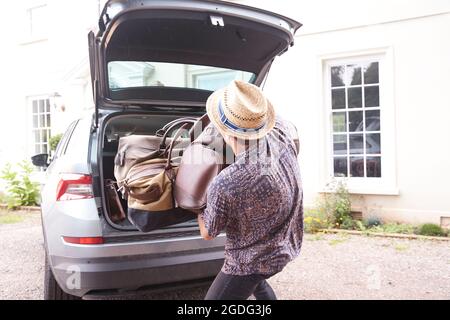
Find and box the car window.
[108,61,255,92]
[64,118,91,158]
[53,120,77,160]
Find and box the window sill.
[346,186,399,196]
[320,176,399,196]
[319,186,399,196]
[19,37,48,46]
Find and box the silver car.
[32,0,300,299]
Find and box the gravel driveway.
[0,211,449,300]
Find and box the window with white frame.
[26,4,48,40]
[31,97,51,154]
[329,61,381,178]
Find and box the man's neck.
[232,140,248,156]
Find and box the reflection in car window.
[64,118,91,160]
[53,121,77,160]
[108,61,255,92]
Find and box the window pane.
[195,71,239,91]
[331,66,345,87]
[108,61,254,91]
[332,89,345,109]
[350,156,364,177]
[33,115,38,128]
[32,101,38,113]
[45,99,50,112]
[332,112,346,132]
[334,157,348,177]
[348,87,362,108]
[333,135,347,155]
[330,60,382,180]
[40,113,46,128]
[34,130,39,143]
[365,110,380,131]
[366,133,381,154]
[42,144,48,154]
[367,156,381,177]
[347,65,361,85]
[364,62,379,84]
[39,100,44,113]
[42,130,48,143]
[348,111,363,132]
[46,114,51,128]
[30,5,48,39]
[365,86,379,107]
[349,134,364,154]
[35,144,41,154]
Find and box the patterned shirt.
[201,117,303,276]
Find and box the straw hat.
[206,80,275,140]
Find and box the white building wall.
[237,0,450,224]
[0,1,101,168]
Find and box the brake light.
[56,174,93,201]
[63,236,104,245]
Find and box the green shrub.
[369,223,415,234]
[364,216,383,228]
[315,180,352,228]
[304,209,330,233]
[49,134,63,152]
[0,161,40,209]
[354,220,367,231]
[340,215,357,230]
[417,224,447,237]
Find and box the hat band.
[218,100,266,133]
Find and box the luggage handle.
[157,117,198,136]
[188,113,211,142]
[159,119,197,150]
[166,123,190,170]
[156,117,198,139]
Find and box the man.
[197,80,303,300]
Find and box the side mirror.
[31,154,49,168]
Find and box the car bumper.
[50,246,224,297]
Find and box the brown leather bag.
[174,117,301,211]
[104,179,126,223]
[174,115,227,210]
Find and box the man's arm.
[196,179,229,241]
[197,214,214,240]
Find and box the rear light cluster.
[57,174,102,245]
[56,174,93,201]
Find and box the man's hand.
[197,214,214,240]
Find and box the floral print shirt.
[201,117,304,276]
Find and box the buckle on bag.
[155,129,165,137]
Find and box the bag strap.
[166,123,190,170]
[159,118,197,150]
[188,113,210,141]
[156,117,198,137]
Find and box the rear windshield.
[108,61,255,92]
